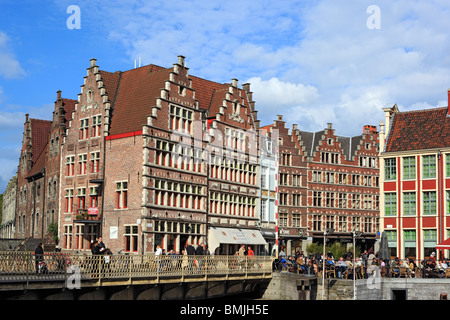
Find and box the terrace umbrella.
[379,231,389,261]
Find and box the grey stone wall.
[262,272,450,300]
[261,272,304,300]
[318,277,450,300]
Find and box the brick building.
[15,93,76,240]
[379,91,450,261]
[205,78,264,255]
[299,123,380,250]
[57,56,265,254]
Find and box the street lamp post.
[322,228,334,300]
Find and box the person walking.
[34,243,44,275]
[195,243,204,270]
[185,242,195,270]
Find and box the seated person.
[280,256,288,271]
[424,259,440,278]
[391,258,401,277]
[336,257,347,278]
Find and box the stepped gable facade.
[298,123,380,248]
[263,115,308,254]
[15,93,76,240]
[58,56,264,254]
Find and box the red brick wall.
[103,134,144,252]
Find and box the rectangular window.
[66,156,75,176]
[313,214,321,231]
[403,192,416,216]
[77,187,86,210]
[78,154,87,175]
[292,214,301,228]
[423,191,436,215]
[403,230,416,241]
[293,174,301,187]
[423,229,437,257]
[75,225,84,250]
[89,186,99,207]
[385,158,397,180]
[403,156,416,180]
[269,168,276,191]
[337,216,346,232]
[64,225,73,250]
[353,194,361,209]
[279,173,289,186]
[313,191,322,207]
[352,216,361,232]
[279,213,288,227]
[116,181,128,209]
[80,118,89,140]
[65,189,74,213]
[384,193,397,216]
[90,151,100,173]
[92,115,101,137]
[279,193,288,206]
[293,194,301,207]
[169,105,193,134]
[261,167,267,189]
[325,192,335,208]
[125,225,138,253]
[261,200,267,221]
[422,155,436,179]
[423,229,436,241]
[446,154,450,177]
[447,190,450,215]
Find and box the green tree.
[47,222,59,245]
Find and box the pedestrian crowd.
[276,249,450,279]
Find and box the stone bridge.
[0,252,272,300]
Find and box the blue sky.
[1,0,450,193]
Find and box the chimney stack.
[57,90,61,101]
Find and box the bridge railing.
[0,252,273,283]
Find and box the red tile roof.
[190,75,227,111]
[26,143,48,179]
[107,65,172,136]
[30,119,51,165]
[61,98,77,122]
[99,70,121,105]
[385,107,450,152]
[101,62,256,135]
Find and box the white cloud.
[60,0,450,136]
[0,32,26,79]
